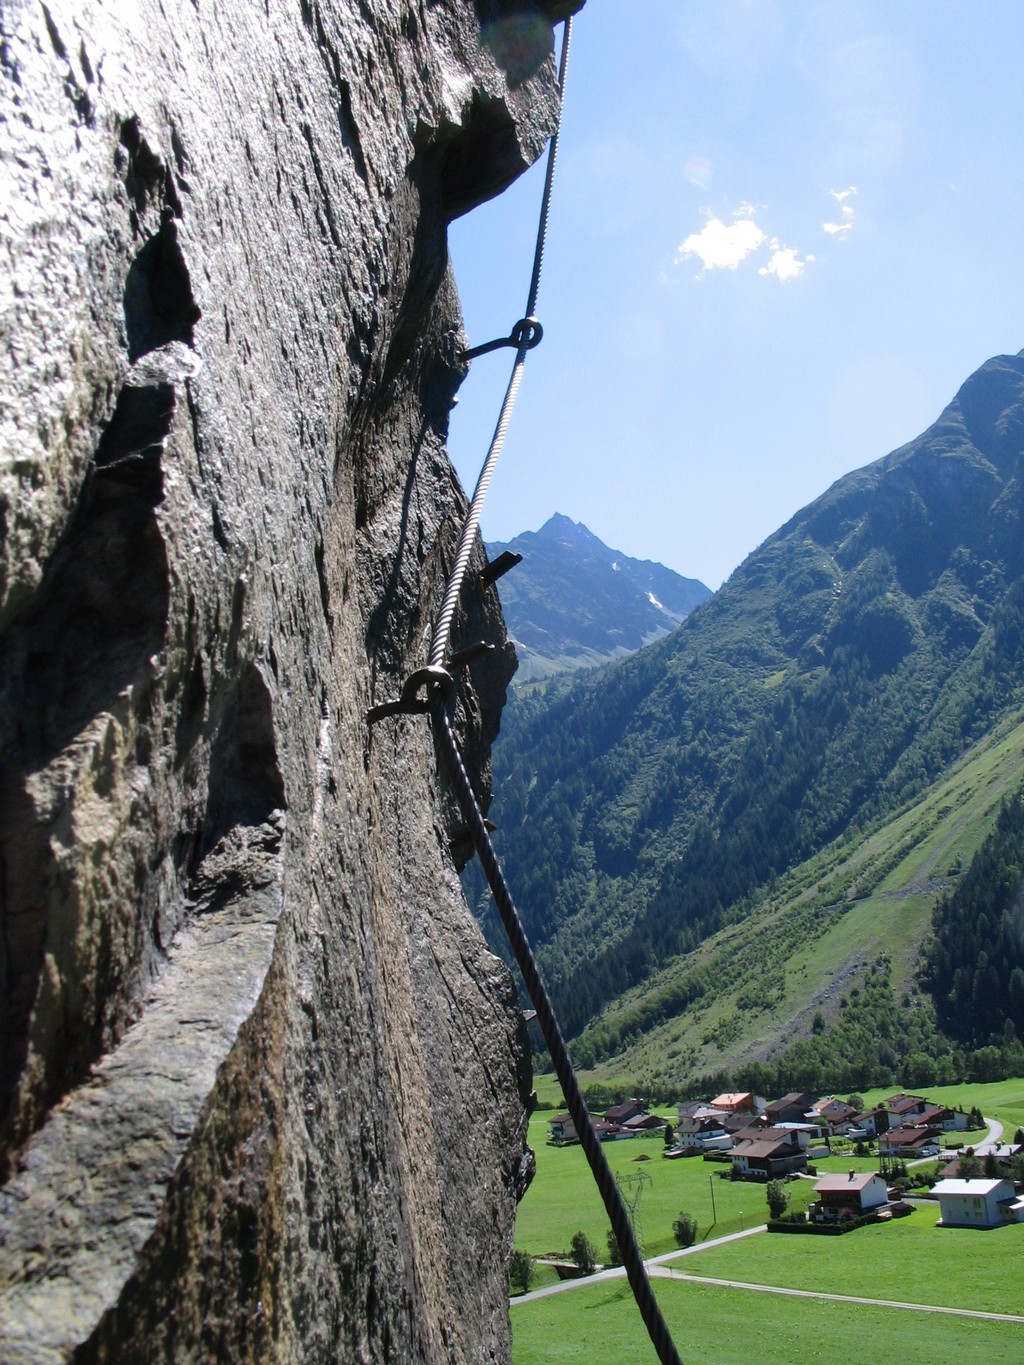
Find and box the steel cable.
[397,15,684,1361]
[428,20,572,672]
[429,695,683,1365]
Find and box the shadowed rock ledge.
[0,1,580,1358]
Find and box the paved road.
[975,1115,1005,1155]
[511,1226,767,1306]
[649,1268,1024,1324]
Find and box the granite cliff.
[0,1,579,1358]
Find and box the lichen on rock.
[0,1,578,1359]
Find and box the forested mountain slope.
[479,351,1024,1050]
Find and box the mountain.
[477,351,1024,1090]
[487,514,710,681]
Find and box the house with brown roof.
[548,1113,578,1145]
[729,1133,807,1180]
[732,1124,812,1152]
[809,1098,859,1135]
[917,1103,970,1132]
[622,1112,667,1135]
[810,1171,889,1222]
[765,1092,817,1126]
[674,1115,732,1153]
[884,1094,928,1123]
[604,1100,649,1126]
[849,1106,894,1138]
[878,1125,941,1158]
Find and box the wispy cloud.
[822,185,857,236]
[676,216,766,273]
[686,155,713,188]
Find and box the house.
[884,1094,929,1124]
[932,1177,1024,1227]
[717,1111,759,1139]
[548,1113,578,1145]
[622,1112,666,1135]
[674,1115,732,1152]
[732,1124,812,1152]
[604,1100,649,1126]
[808,1098,859,1135]
[765,1092,818,1126]
[710,1092,766,1116]
[878,1125,941,1158]
[810,1171,889,1222]
[918,1103,970,1132]
[729,1133,807,1180]
[548,1112,634,1145]
[772,1122,818,1150]
[676,1099,706,1122]
[850,1106,894,1138]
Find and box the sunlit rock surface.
[0,1,576,1358]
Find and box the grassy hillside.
[473,352,1024,1083]
[564,709,1024,1091]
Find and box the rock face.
[0,2,577,1358]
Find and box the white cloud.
[759,240,811,282]
[823,186,857,236]
[676,216,766,272]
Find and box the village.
[547,1088,1024,1229]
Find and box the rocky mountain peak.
[488,515,711,681]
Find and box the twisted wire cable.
[429,695,683,1365]
[411,16,684,1361]
[429,20,573,671]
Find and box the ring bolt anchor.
[461,316,544,362]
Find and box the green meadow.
[511,1275,1023,1365]
[514,1115,788,1263]
[512,1079,1024,1360]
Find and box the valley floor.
[510,1080,1024,1362]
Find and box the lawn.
[680,1214,1024,1315]
[510,1274,1024,1364]
[518,1078,1024,1263]
[514,1116,792,1261]
[513,1078,1024,1358]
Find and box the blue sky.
[447,0,1024,590]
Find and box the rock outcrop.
[0,2,578,1358]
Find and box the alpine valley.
[473,349,1024,1100]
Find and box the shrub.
[509,1250,535,1294]
[766,1179,790,1219]
[672,1210,699,1248]
[570,1230,597,1275]
[605,1228,622,1267]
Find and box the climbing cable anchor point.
[366,665,457,724]
[460,316,544,362]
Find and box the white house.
[674,1115,732,1152]
[810,1171,889,1222]
[932,1177,1022,1228]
